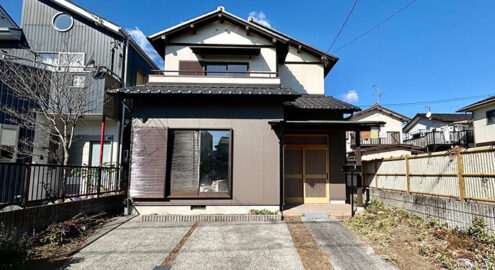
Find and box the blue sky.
[3,0,495,117]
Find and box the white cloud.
[126,27,164,68]
[342,90,359,103]
[248,11,271,28]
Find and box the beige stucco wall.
[472,103,495,145]
[163,21,325,95]
[132,117,281,206]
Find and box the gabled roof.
[43,0,158,69]
[148,6,338,76]
[349,104,410,122]
[288,95,360,112]
[0,5,19,28]
[457,95,495,112]
[403,113,472,133]
[107,83,299,97]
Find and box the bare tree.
[0,50,116,197]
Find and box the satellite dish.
[426,111,432,118]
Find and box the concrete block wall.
[0,195,125,236]
[370,189,495,232]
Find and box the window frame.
[88,141,113,167]
[166,128,233,199]
[487,109,495,125]
[52,12,74,32]
[204,62,249,77]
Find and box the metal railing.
[151,70,279,78]
[350,131,401,146]
[0,163,124,209]
[403,130,474,149]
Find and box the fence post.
[456,148,466,201]
[97,167,102,198]
[22,164,31,206]
[405,156,411,193]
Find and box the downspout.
[99,116,106,165]
[279,122,285,214]
[116,36,129,169]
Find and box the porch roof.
[107,84,299,97]
[269,120,385,131]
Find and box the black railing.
[0,163,124,209]
[403,130,474,149]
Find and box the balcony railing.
[403,130,474,150]
[147,70,280,85]
[350,131,401,146]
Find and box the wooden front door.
[284,145,329,204]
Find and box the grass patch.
[341,200,495,270]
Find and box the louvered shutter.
[179,60,204,76]
[129,127,168,198]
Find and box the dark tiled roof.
[288,95,360,111]
[415,113,472,122]
[350,104,410,122]
[457,95,495,112]
[107,84,299,96]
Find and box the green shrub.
[0,224,32,270]
[248,209,280,215]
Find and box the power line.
[327,0,359,53]
[358,93,494,108]
[332,0,417,53]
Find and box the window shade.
[169,130,200,195]
[129,127,168,198]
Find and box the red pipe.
[99,116,106,165]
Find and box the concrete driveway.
[64,217,193,270]
[63,218,304,270]
[172,222,304,270]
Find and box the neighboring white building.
[402,113,473,152]
[346,104,410,152]
[458,96,495,146]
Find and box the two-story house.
[403,113,474,152]
[16,0,158,166]
[457,95,495,146]
[109,7,383,214]
[0,5,34,163]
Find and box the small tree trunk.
[58,143,70,198]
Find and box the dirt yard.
[341,201,495,270]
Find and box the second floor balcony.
[350,131,401,147]
[147,70,280,85]
[403,130,474,150]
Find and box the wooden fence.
[363,146,495,203]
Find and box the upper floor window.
[37,52,85,72]
[487,109,495,125]
[205,63,248,77]
[52,13,74,32]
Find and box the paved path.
[303,216,397,270]
[63,217,193,270]
[172,222,304,270]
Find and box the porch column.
[354,130,364,207]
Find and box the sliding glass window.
[168,129,231,198]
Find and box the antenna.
[425,106,432,118]
[372,85,383,104]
